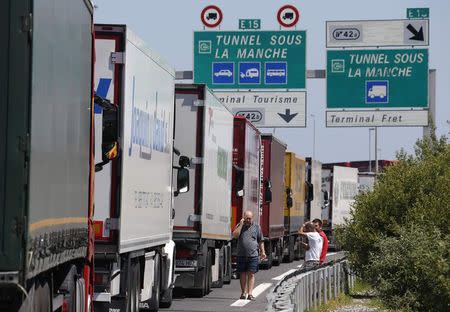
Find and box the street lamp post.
[310,114,316,159]
[375,127,378,174]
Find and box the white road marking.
[252,282,272,297]
[230,283,272,307]
[272,269,298,281]
[230,299,249,307]
[297,263,304,268]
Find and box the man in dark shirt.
[232,210,266,300]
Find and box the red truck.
[260,134,287,269]
[230,116,262,276]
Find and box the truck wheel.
[127,261,140,312]
[294,237,302,261]
[272,240,282,266]
[148,254,160,311]
[33,279,51,312]
[60,265,77,312]
[206,250,212,294]
[285,237,295,263]
[260,241,272,269]
[159,252,174,309]
[223,244,232,284]
[212,247,224,288]
[75,277,86,312]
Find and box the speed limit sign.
[201,5,223,28]
[277,5,300,28]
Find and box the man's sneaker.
[240,293,247,300]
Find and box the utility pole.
[311,114,316,160]
[375,127,378,175]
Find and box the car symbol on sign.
[214,69,233,77]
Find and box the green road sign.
[327,49,428,109]
[194,30,306,89]
[407,8,429,19]
[239,19,261,30]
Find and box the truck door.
[0,0,31,271]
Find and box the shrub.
[336,134,450,311]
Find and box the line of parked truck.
[1,1,383,311]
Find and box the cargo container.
[282,153,307,262]
[321,166,358,250]
[173,84,234,295]
[260,134,287,268]
[230,116,261,275]
[0,0,94,310]
[92,24,188,311]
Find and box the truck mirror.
[175,168,190,196]
[286,187,293,208]
[102,141,118,161]
[179,155,190,168]
[264,179,272,203]
[235,166,244,197]
[265,189,272,203]
[307,182,314,201]
[287,196,293,208]
[323,190,329,201]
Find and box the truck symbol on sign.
[206,12,217,20]
[368,85,387,98]
[240,68,259,79]
[283,12,294,20]
[214,69,232,77]
[266,69,286,77]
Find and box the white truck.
[321,166,358,250]
[173,84,234,296]
[306,158,323,221]
[92,24,189,311]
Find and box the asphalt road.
[165,258,306,312]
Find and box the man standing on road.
[313,218,329,265]
[298,222,323,269]
[232,210,266,300]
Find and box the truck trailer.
[0,0,94,310]
[230,116,261,276]
[306,158,323,222]
[282,152,307,262]
[173,84,234,296]
[260,134,287,268]
[321,166,359,250]
[92,25,188,311]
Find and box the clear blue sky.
[93,0,450,163]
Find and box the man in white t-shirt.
[298,222,323,269]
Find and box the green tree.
[336,134,450,311]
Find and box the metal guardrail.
[266,254,355,312]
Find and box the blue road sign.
[212,62,234,84]
[265,62,287,84]
[239,62,261,85]
[366,81,389,104]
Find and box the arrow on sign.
[277,109,298,123]
[406,24,424,41]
